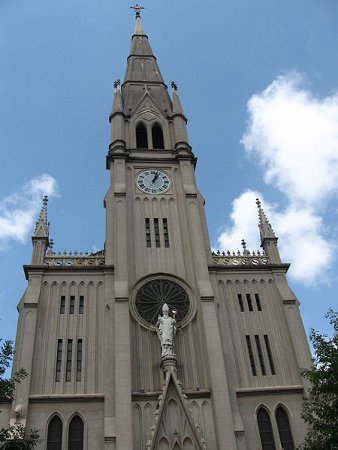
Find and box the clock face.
[137,169,171,194]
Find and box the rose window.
[135,279,190,326]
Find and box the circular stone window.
[135,279,190,326]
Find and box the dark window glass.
[257,408,276,450]
[69,296,75,314]
[246,294,253,311]
[245,335,257,376]
[163,218,170,248]
[55,340,62,382]
[79,296,84,314]
[152,123,164,149]
[66,339,72,382]
[255,293,262,311]
[264,335,276,375]
[68,415,84,450]
[136,123,148,148]
[276,407,295,450]
[154,218,160,247]
[238,294,244,312]
[60,296,65,314]
[255,335,266,375]
[145,218,151,248]
[76,339,82,382]
[47,415,62,450]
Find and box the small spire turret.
[256,198,281,263]
[31,196,50,265]
[109,78,126,154]
[171,82,190,152]
[33,195,49,238]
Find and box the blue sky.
[0,0,337,344]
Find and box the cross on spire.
[130,4,144,18]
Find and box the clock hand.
[152,171,159,183]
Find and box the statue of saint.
[156,303,177,357]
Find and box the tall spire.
[256,198,281,264]
[31,196,50,265]
[121,8,171,115]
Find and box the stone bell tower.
[3,8,313,450]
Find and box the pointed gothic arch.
[257,406,276,450]
[47,414,63,450]
[152,122,164,149]
[275,405,295,450]
[68,414,84,450]
[136,122,148,148]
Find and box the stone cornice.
[236,385,304,397]
[23,265,114,280]
[29,394,104,403]
[208,263,290,273]
[132,389,211,401]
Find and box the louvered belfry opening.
[136,122,148,148]
[152,123,164,149]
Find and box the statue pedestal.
[160,354,177,376]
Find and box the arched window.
[276,406,295,450]
[68,415,84,450]
[47,415,62,450]
[136,123,148,148]
[152,123,164,149]
[257,407,276,450]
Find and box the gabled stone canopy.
[148,368,205,450]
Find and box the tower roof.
[256,198,277,241]
[33,195,49,239]
[121,11,172,115]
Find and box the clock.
[137,169,171,194]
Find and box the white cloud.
[0,174,58,249]
[218,73,338,285]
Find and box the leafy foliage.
[299,309,338,450]
[0,340,27,403]
[0,339,40,449]
[0,425,39,450]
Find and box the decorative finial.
[113,79,120,89]
[241,239,247,253]
[130,4,144,18]
[256,198,261,208]
[171,81,178,91]
[43,195,48,206]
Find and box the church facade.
[1,11,312,450]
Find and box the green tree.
[0,339,40,450]
[299,309,338,450]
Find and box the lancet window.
[257,407,276,450]
[68,415,84,450]
[136,123,148,148]
[152,123,164,149]
[47,415,62,450]
[276,406,295,450]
